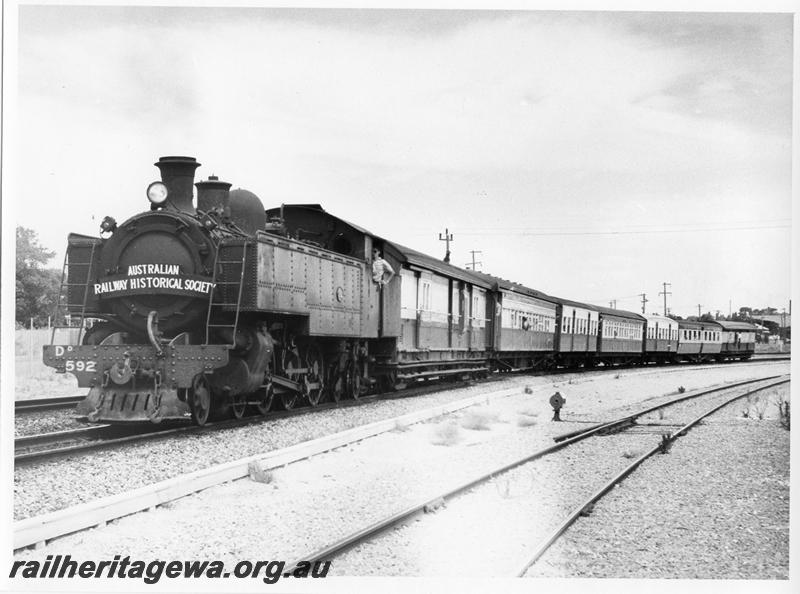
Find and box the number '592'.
[65,360,97,372]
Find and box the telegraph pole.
[466,250,482,271]
[439,228,453,263]
[639,293,648,314]
[781,308,786,341]
[659,282,672,316]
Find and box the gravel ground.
[15,362,785,521]
[14,374,539,520]
[327,377,788,577]
[524,383,790,579]
[14,409,88,437]
[14,362,788,581]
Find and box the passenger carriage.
[676,320,722,363]
[488,278,557,370]
[391,244,493,385]
[715,320,756,361]
[594,307,645,366]
[643,315,680,364]
[546,296,599,368]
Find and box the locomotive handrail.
[50,240,97,345]
[146,311,164,357]
[204,238,249,346]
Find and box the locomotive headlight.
[146,181,169,205]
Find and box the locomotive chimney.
[196,175,232,214]
[154,156,201,214]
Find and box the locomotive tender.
[43,156,756,425]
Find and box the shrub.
[775,395,790,430]
[751,396,768,420]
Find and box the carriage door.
[379,257,401,338]
[466,285,474,349]
[450,280,467,349]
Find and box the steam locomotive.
[43,156,756,425]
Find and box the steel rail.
[15,425,112,449]
[288,374,789,568]
[514,377,791,577]
[14,383,527,550]
[14,396,85,413]
[13,376,511,465]
[14,360,789,464]
[551,374,783,442]
[13,354,786,415]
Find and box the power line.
[452,223,790,237]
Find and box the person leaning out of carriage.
[372,248,395,288]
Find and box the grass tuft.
[460,408,498,431]
[431,421,461,446]
[516,414,539,428]
[392,419,412,433]
[248,461,274,484]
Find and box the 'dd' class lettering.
[127,264,181,276]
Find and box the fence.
[15,328,84,399]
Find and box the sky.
[7,5,795,319]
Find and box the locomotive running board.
[397,365,489,381]
[43,344,230,388]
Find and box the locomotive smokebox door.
[549,391,565,421]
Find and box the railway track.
[13,376,506,465]
[285,374,789,573]
[516,376,791,576]
[13,372,788,551]
[14,357,790,464]
[14,396,84,413]
[15,423,189,465]
[14,353,789,418]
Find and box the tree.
[16,227,61,327]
